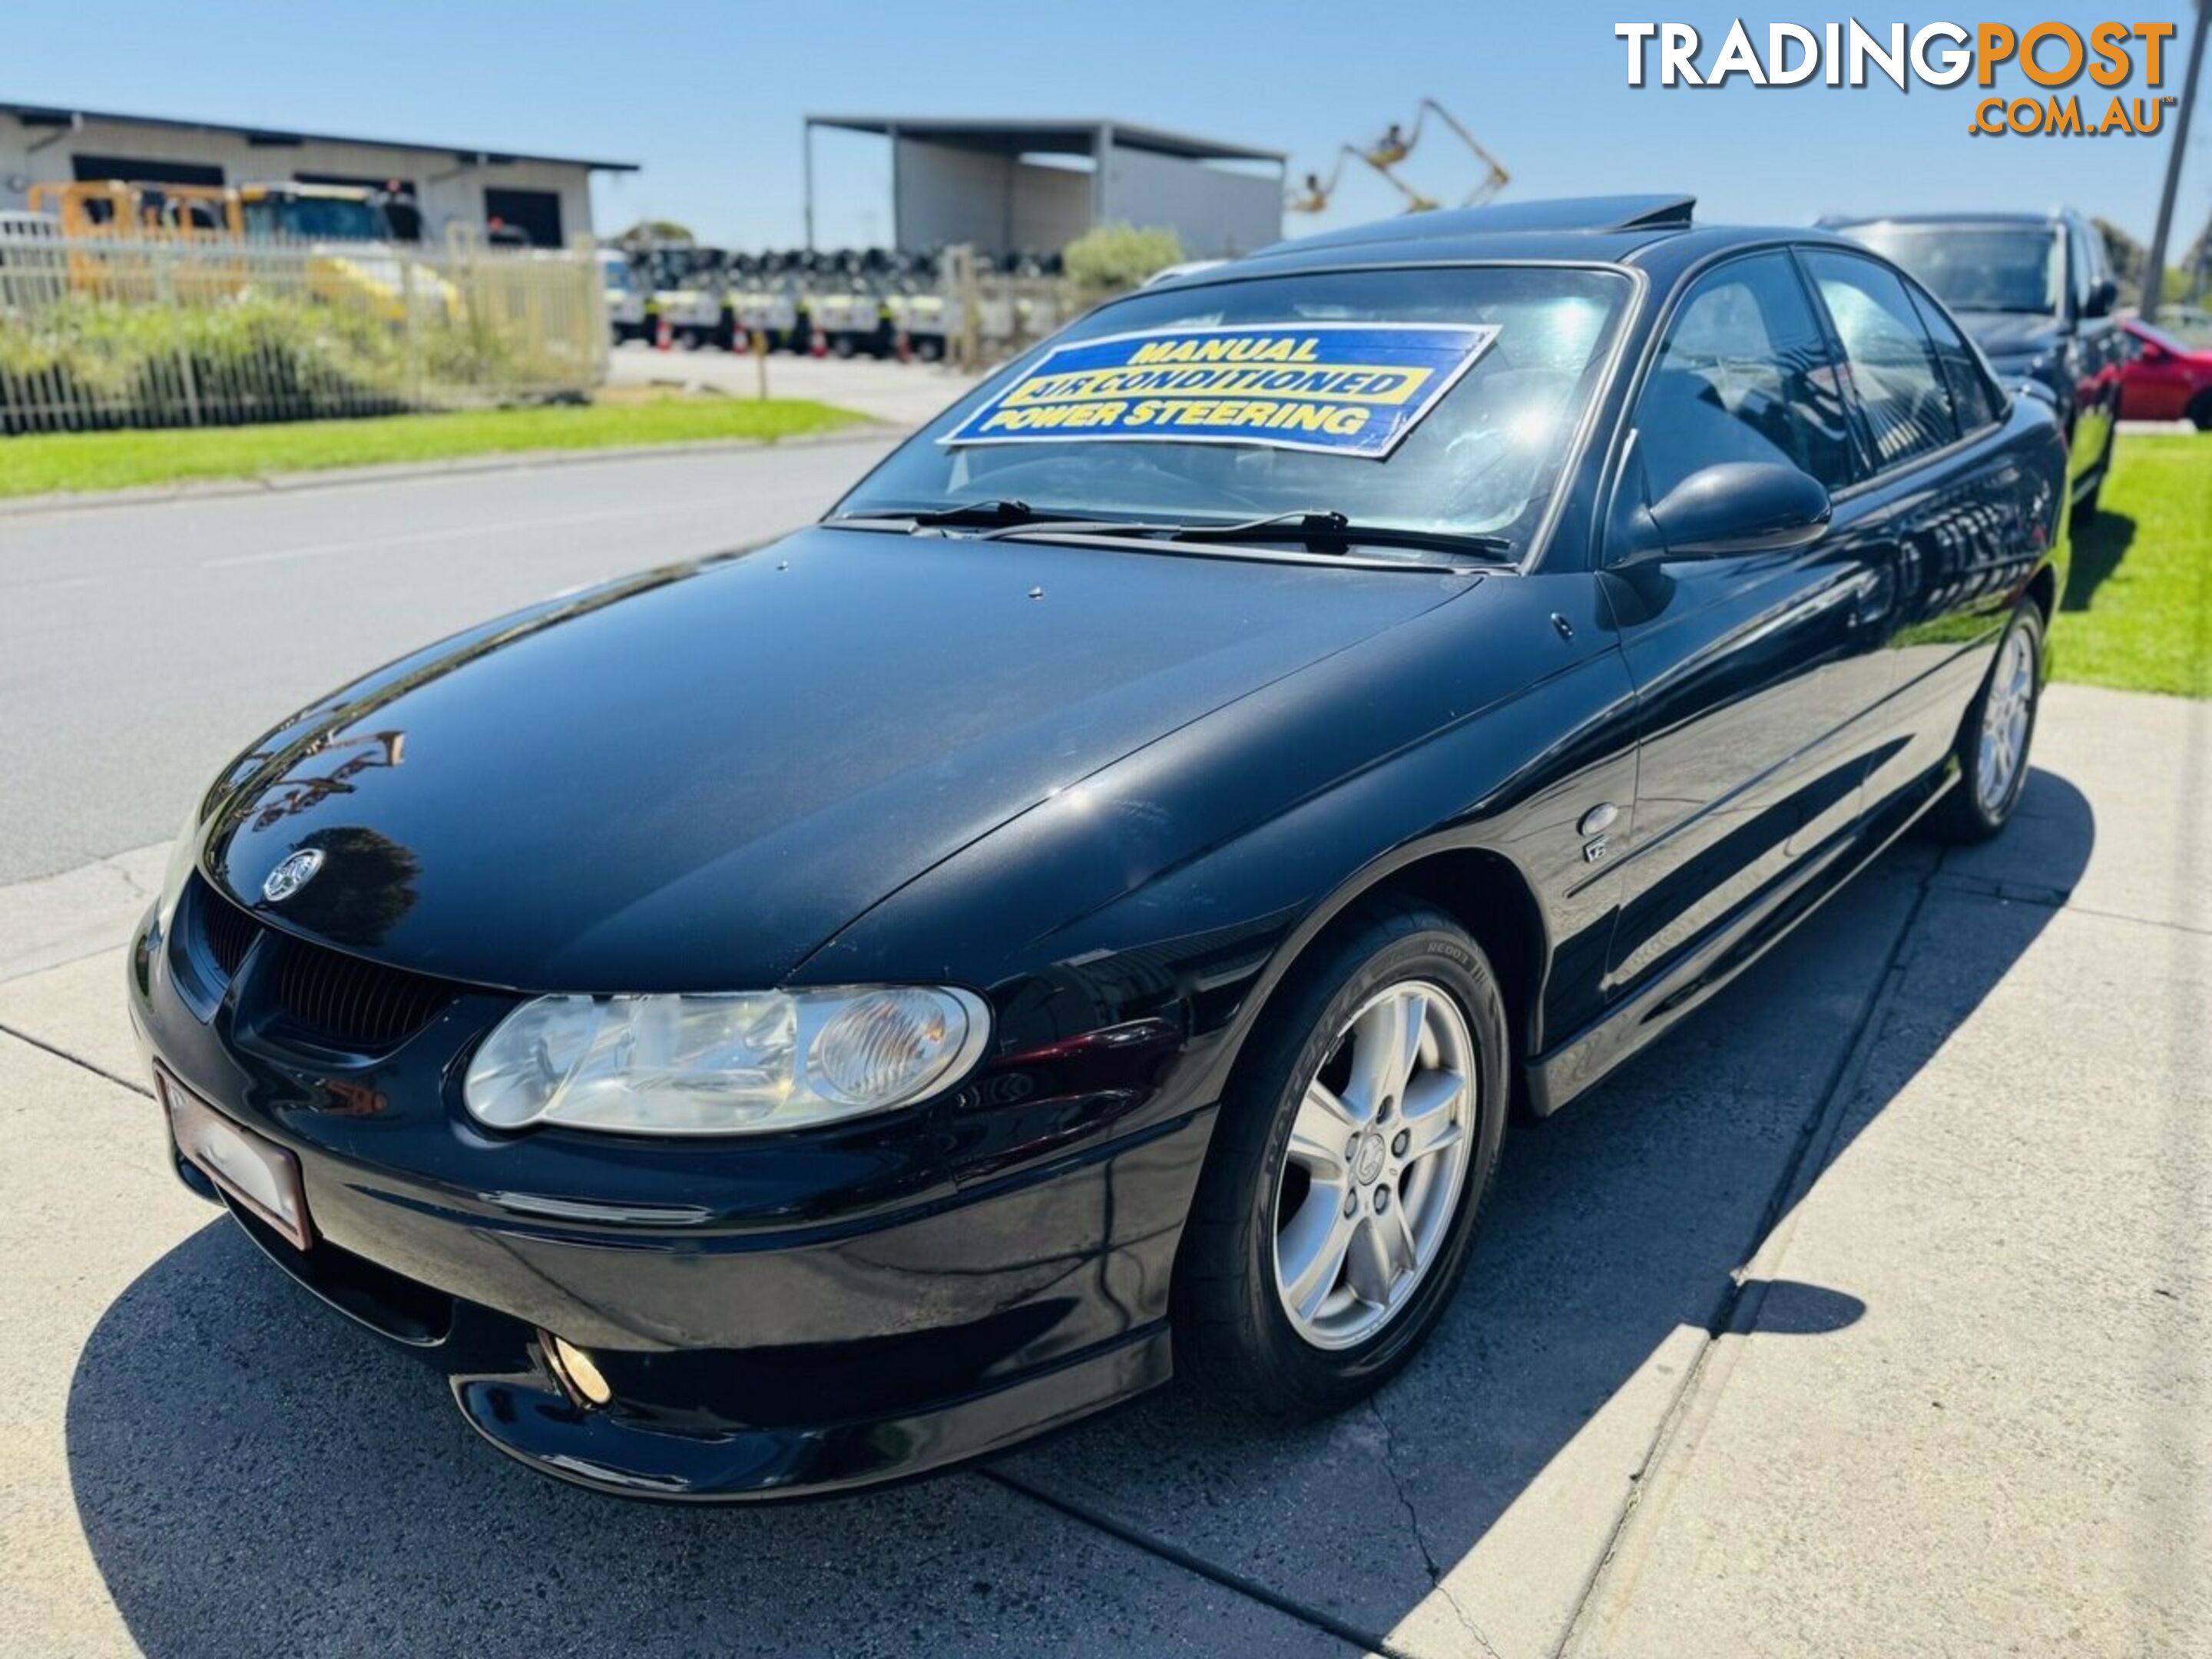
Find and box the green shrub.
[0,292,418,432]
[0,283,584,433]
[1061,223,1187,298]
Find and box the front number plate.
[157,1068,315,1251]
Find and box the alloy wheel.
[1975,624,2035,814]
[1271,981,1478,1349]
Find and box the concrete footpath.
[0,684,2204,1658]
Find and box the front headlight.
[462,985,991,1137]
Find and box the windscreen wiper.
[1177,510,1519,559]
[827,499,1057,529]
[982,508,1517,563]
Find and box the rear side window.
[1633,251,1859,500]
[1801,250,1961,469]
[1906,283,2003,434]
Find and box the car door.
[1598,249,1891,1002]
[1796,248,2045,839]
[2123,325,2196,422]
[2065,218,2124,482]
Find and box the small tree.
[1062,224,1186,298]
[2094,217,2145,302]
[614,220,695,250]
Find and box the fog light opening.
[542,1331,613,1408]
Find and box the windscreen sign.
[942,323,1502,459]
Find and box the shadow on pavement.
[2062,509,2136,615]
[65,772,2094,1658]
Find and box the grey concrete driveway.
[0,458,2205,1656]
[604,340,984,428]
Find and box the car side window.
[1905,283,2003,434]
[1801,250,1962,470]
[1631,251,1859,503]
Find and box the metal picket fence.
[935,244,1078,369]
[0,223,604,435]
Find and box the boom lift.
[1286,98,1511,216]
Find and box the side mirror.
[1631,461,1832,562]
[2085,278,2119,319]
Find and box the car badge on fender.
[262,848,324,902]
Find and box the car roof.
[1171,197,1859,290]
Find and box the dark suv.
[1826,209,2122,517]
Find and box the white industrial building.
[803,116,1285,259]
[0,101,636,246]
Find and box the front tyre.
[1177,899,1508,1419]
[1932,601,2044,843]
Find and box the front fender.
[800,575,1640,1109]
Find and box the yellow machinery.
[24,178,456,320]
[25,180,239,298]
[29,178,235,237]
[1286,98,1511,216]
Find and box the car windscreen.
[275,198,388,241]
[1841,225,2061,316]
[833,266,1631,553]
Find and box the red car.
[2119,318,2212,427]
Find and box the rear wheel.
[2190,389,2212,432]
[1176,899,1508,1419]
[1931,602,2043,843]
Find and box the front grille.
[263,930,458,1051]
[198,882,260,979]
[187,875,461,1051]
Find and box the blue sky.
[7,2,2204,250]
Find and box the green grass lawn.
[2058,435,2212,699]
[0,397,870,500]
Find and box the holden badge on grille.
[262,849,325,903]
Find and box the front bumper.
[212,1194,1174,1500]
[129,902,1207,1500]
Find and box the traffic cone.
[654,316,672,352]
[729,327,747,356]
[896,329,912,364]
[810,329,828,359]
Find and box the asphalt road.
[0,438,897,884]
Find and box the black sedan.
[129,194,2066,1501]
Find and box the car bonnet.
[200,527,1477,993]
